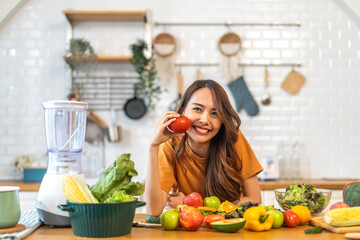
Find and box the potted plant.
[64,38,97,73]
[129,39,163,110]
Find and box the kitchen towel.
[0,209,42,240]
[227,76,259,116]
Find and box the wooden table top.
[1,179,358,191]
[25,214,347,240]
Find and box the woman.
[145,80,263,216]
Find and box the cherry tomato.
[283,210,300,228]
[167,116,191,133]
[204,214,225,229]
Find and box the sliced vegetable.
[210,218,246,233]
[220,200,238,213]
[204,214,225,228]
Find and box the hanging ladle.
[261,68,271,105]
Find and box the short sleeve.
[158,140,178,193]
[236,130,263,181]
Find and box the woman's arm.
[234,174,262,206]
[145,145,169,217]
[145,111,185,217]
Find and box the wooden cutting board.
[310,217,360,233]
[281,70,306,95]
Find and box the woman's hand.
[167,192,185,209]
[151,112,185,147]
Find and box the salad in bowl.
[274,183,331,215]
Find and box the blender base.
[36,173,85,226]
[37,208,70,227]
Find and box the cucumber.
[145,215,160,224]
[304,226,322,234]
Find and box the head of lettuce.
[90,153,143,203]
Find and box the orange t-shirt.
[158,129,263,198]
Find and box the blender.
[37,100,88,226]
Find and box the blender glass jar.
[43,101,88,174]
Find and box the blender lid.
[43,100,88,109]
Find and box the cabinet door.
[19,191,38,211]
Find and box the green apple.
[267,209,284,229]
[161,209,179,230]
[204,196,221,210]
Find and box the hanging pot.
[124,84,147,120]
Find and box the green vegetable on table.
[277,183,327,214]
[146,215,161,224]
[344,183,360,207]
[304,226,322,234]
[90,153,143,203]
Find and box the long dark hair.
[175,80,242,202]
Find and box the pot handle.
[57,204,75,212]
[136,201,146,208]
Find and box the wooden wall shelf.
[63,55,132,63]
[97,55,132,63]
[62,10,147,23]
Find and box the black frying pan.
[124,84,147,120]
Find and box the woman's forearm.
[145,145,167,216]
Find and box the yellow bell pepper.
[243,206,273,231]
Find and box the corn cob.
[324,207,360,227]
[62,175,98,203]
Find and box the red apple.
[182,192,203,208]
[179,206,204,231]
[330,202,349,210]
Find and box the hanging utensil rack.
[155,21,301,27]
[72,76,139,111]
[175,62,301,68]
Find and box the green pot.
[58,200,146,238]
[0,186,20,228]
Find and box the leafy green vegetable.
[104,190,136,203]
[277,183,327,214]
[90,153,143,202]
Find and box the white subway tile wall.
[0,0,359,181]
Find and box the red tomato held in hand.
[204,214,225,229]
[167,116,191,133]
[283,210,300,228]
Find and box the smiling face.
[182,87,222,155]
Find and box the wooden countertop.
[1,179,357,191]
[25,214,347,240]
